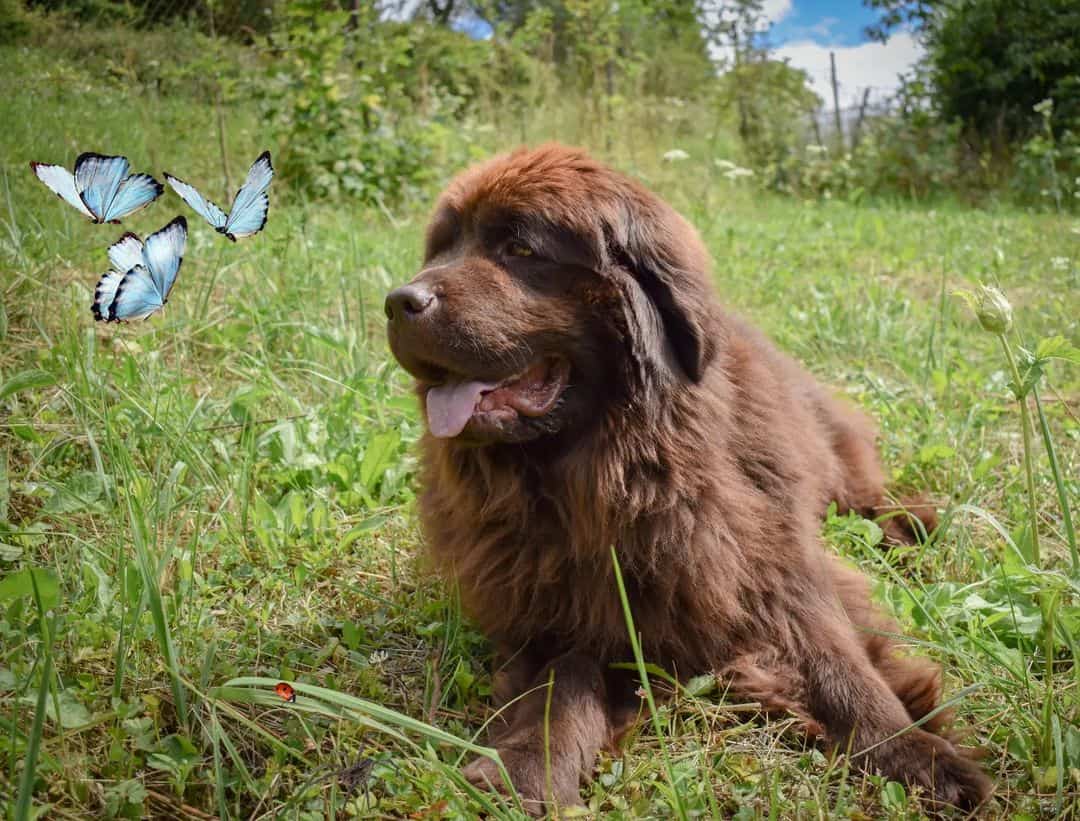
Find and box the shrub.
[1011,99,1080,210]
[0,0,31,43]
[255,1,481,205]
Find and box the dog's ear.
[603,189,717,383]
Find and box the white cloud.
[775,32,923,106]
[761,0,794,25]
[699,0,792,37]
[700,0,795,68]
[807,16,840,40]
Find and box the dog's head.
[386,144,718,445]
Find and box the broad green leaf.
[41,691,92,728]
[0,370,55,402]
[683,673,717,697]
[157,734,200,766]
[82,553,113,614]
[1035,335,1080,364]
[0,567,60,610]
[342,619,364,650]
[881,780,908,809]
[288,492,306,530]
[339,514,389,549]
[43,471,105,514]
[359,430,400,492]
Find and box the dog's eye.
[506,241,533,258]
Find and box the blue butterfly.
[31,153,163,224]
[165,151,273,241]
[92,217,187,323]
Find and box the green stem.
[1032,385,1079,576]
[15,573,54,821]
[610,547,688,821]
[1000,336,1041,566]
[1000,336,1057,765]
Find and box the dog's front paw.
[877,730,991,812]
[462,744,583,816]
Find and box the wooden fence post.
[830,51,843,151]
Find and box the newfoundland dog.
[385,144,990,813]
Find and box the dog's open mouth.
[425,357,570,438]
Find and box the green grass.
[1,29,1078,820]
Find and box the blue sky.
[765,0,921,105]
[768,0,881,48]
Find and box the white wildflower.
[662,149,689,162]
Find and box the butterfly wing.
[109,264,164,322]
[142,217,187,299]
[30,162,95,220]
[103,173,163,223]
[92,270,126,322]
[223,151,273,240]
[164,173,228,231]
[107,233,145,274]
[74,153,131,223]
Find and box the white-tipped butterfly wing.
[31,153,162,223]
[30,163,95,220]
[223,151,273,240]
[165,151,272,241]
[164,173,228,231]
[92,218,186,322]
[92,270,126,322]
[107,233,145,274]
[94,233,144,322]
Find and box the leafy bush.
[0,0,31,43]
[1012,99,1080,210]
[255,1,483,205]
[719,58,820,191]
[849,0,1080,207]
[769,84,1080,209]
[927,0,1080,146]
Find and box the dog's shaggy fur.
[385,144,991,813]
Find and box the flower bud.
[975,285,1013,335]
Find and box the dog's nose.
[385,284,436,321]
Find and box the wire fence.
[806,94,897,149]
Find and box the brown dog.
[385,144,991,814]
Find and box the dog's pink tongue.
[426,380,495,438]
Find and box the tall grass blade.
[1032,385,1078,575]
[216,676,524,815]
[610,547,688,821]
[218,677,498,757]
[14,572,55,821]
[119,453,189,732]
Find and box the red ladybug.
[275,682,297,703]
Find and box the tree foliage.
[865,0,1080,143]
[930,0,1080,143]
